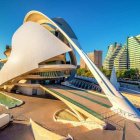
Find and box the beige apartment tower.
[103,43,122,71]
[104,34,140,71]
[127,35,140,70]
[114,45,128,71]
[80,50,102,69]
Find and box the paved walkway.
[0,93,70,140]
[0,88,140,140]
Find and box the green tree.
[122,68,140,80]
[76,68,93,77]
[116,70,125,78]
[77,68,86,76]
[101,68,111,78]
[85,71,93,77]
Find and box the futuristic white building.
[0,11,140,122]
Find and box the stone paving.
[0,88,140,140]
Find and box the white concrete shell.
[0,22,72,85]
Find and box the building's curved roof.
[52,17,77,39]
[0,22,72,85]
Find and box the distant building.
[80,50,102,69]
[80,57,87,69]
[114,45,128,71]
[4,45,12,58]
[103,43,122,70]
[104,34,140,71]
[127,35,140,70]
[0,45,11,70]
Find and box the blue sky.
[0,0,140,63]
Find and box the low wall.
[120,82,140,91]
[17,86,45,95]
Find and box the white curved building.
[0,11,140,122]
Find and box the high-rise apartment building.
[114,45,128,71]
[104,34,140,71]
[103,43,122,70]
[80,50,102,69]
[127,35,140,70]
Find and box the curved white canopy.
[0,22,72,85]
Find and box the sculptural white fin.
[110,67,120,90]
